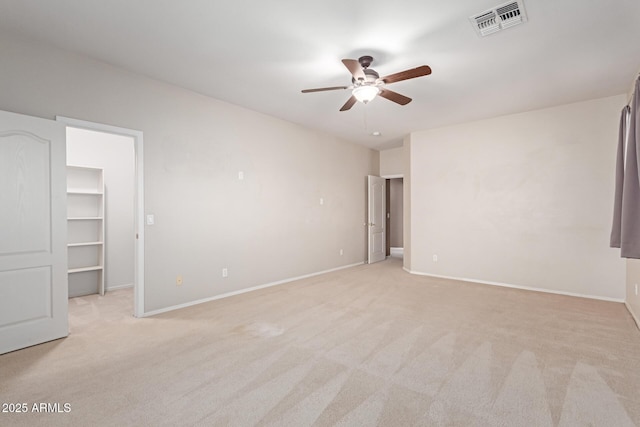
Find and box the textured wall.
[408,95,626,300]
[380,146,404,177]
[0,35,378,312]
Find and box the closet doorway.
[58,117,145,317]
[385,177,404,259]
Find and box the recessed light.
[371,131,381,136]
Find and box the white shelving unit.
[67,166,105,297]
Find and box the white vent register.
[470,0,528,37]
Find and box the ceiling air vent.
[470,0,528,37]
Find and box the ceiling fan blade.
[342,59,365,81]
[381,65,432,84]
[379,89,412,105]
[301,86,349,93]
[340,96,357,111]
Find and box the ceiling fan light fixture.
[352,85,380,104]
[301,56,430,111]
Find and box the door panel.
[0,110,68,354]
[0,267,52,326]
[0,132,51,254]
[368,175,386,264]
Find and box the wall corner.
[402,134,412,271]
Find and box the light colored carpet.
[1,258,639,426]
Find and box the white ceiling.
[1,0,639,149]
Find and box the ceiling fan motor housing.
[358,55,374,69]
[353,68,380,85]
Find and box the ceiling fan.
[301,56,432,111]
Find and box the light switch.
[146,214,155,225]
[238,171,244,180]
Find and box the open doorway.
[66,127,134,296]
[385,178,403,259]
[58,117,145,317]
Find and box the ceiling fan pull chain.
[363,104,369,133]
[363,107,369,133]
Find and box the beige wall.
[380,146,405,176]
[626,260,640,324]
[381,147,405,251]
[0,35,378,313]
[408,95,626,300]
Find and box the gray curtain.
[611,105,630,248]
[612,77,640,258]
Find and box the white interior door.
[0,110,68,354]
[368,175,386,264]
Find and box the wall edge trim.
[143,262,365,317]
[106,283,134,291]
[403,268,625,303]
[390,247,404,256]
[624,301,640,330]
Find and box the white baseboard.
[625,301,640,330]
[143,262,365,317]
[106,283,134,291]
[390,247,404,257]
[403,268,625,303]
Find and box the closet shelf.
[68,266,103,274]
[67,165,105,297]
[67,190,103,195]
[68,241,103,247]
[67,216,103,221]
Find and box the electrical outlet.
[176,275,183,286]
[320,197,324,205]
[340,249,343,256]
[222,268,228,278]
[433,254,438,262]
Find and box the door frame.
[56,116,145,318]
[381,174,404,260]
[382,174,404,256]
